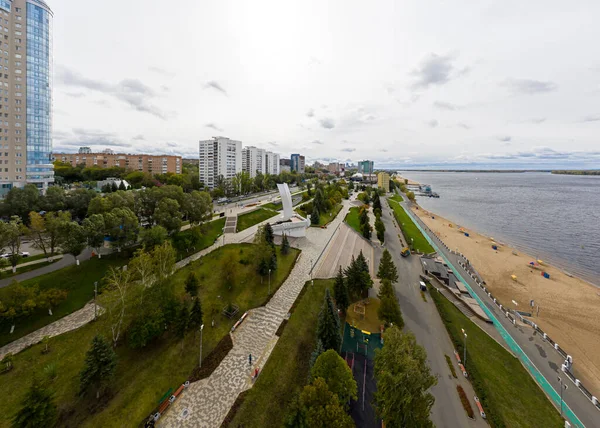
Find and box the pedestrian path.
[159,199,352,428]
[0,254,64,273]
[224,216,237,234]
[0,302,101,360]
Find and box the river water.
[400,172,600,286]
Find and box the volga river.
[401,171,600,286]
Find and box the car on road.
[401,247,410,257]
[0,253,8,259]
[20,252,30,257]
[419,281,427,291]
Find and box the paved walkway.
[159,199,353,428]
[315,223,374,279]
[224,217,237,234]
[0,302,101,360]
[0,254,64,273]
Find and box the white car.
[0,253,9,259]
[20,252,30,257]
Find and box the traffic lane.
[213,187,299,212]
[381,206,483,427]
[408,207,598,428]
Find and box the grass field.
[262,202,282,211]
[0,254,130,347]
[295,203,342,227]
[237,208,279,232]
[390,194,403,203]
[228,279,333,428]
[174,218,226,258]
[0,243,300,428]
[346,297,382,333]
[429,285,563,428]
[344,206,362,235]
[0,260,54,280]
[388,199,434,254]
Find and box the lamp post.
[557,376,568,416]
[199,324,205,367]
[461,328,467,366]
[268,269,271,295]
[512,299,519,316]
[94,282,98,320]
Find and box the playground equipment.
[354,303,366,320]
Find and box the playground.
[345,298,382,335]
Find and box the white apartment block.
[198,137,242,189]
[242,146,268,178]
[265,151,280,175]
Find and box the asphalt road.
[213,186,299,213]
[378,197,486,428]
[404,199,600,428]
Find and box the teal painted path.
[401,203,586,428]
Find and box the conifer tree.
[333,266,350,313]
[79,335,117,399]
[189,298,203,329]
[281,233,290,255]
[316,289,341,352]
[311,207,320,225]
[264,223,275,246]
[13,378,57,428]
[185,272,199,297]
[377,249,398,283]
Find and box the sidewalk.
[0,254,64,273]
[159,199,352,427]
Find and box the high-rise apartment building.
[377,172,390,192]
[265,151,280,175]
[198,136,242,189]
[242,146,267,178]
[0,0,54,198]
[291,154,305,173]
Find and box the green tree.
[79,335,117,399]
[372,194,382,211]
[111,181,118,193]
[140,225,168,250]
[310,350,358,405]
[264,223,275,246]
[103,207,139,249]
[375,215,385,243]
[118,181,126,191]
[297,377,355,428]
[309,339,325,369]
[374,328,436,427]
[406,191,415,202]
[27,212,52,260]
[378,295,404,328]
[83,214,106,256]
[182,191,212,226]
[333,266,349,313]
[377,249,398,283]
[281,233,290,255]
[127,308,164,349]
[316,289,341,352]
[378,278,395,299]
[189,297,203,329]
[311,207,320,226]
[155,197,182,235]
[360,219,372,240]
[42,186,66,212]
[2,217,28,272]
[12,377,57,428]
[58,221,87,259]
[185,272,199,297]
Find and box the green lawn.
[237,208,279,232]
[345,207,362,235]
[296,204,342,227]
[0,243,300,428]
[173,218,226,258]
[387,199,434,254]
[0,260,54,280]
[262,202,282,211]
[228,279,334,428]
[390,194,403,203]
[429,286,563,428]
[0,254,130,347]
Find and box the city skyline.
[50,0,600,169]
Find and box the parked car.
[419,281,427,291]
[20,252,30,257]
[0,253,9,259]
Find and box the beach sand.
[412,205,600,395]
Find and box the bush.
[457,385,474,419]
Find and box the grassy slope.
[429,286,563,428]
[175,218,226,258]
[229,279,334,428]
[237,209,278,232]
[387,199,434,254]
[0,254,129,347]
[0,243,300,428]
[0,260,54,280]
[390,194,403,203]
[345,207,362,235]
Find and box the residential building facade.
[291,153,305,173]
[358,160,374,175]
[198,136,242,189]
[377,172,390,192]
[53,151,183,175]
[241,146,268,177]
[280,158,291,173]
[327,162,345,175]
[0,0,54,198]
[266,151,280,175]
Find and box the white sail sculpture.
[271,183,310,237]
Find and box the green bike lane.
[399,201,591,428]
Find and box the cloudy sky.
[52,0,600,169]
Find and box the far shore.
[411,202,600,396]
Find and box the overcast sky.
[52,0,600,169]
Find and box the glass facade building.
[26,0,53,187]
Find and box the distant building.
[96,178,130,192]
[266,151,280,175]
[377,172,390,192]
[53,152,182,175]
[313,161,326,169]
[358,160,374,175]
[199,137,242,189]
[280,158,291,173]
[79,147,92,154]
[291,154,306,173]
[327,162,345,175]
[183,158,200,166]
[242,146,261,178]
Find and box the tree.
[2,217,28,272]
[310,350,358,405]
[102,207,139,249]
[79,335,117,399]
[111,181,118,193]
[185,272,199,297]
[45,211,71,256]
[58,221,87,260]
[374,328,436,427]
[42,186,66,212]
[311,207,320,226]
[104,267,133,347]
[189,298,203,329]
[118,181,126,191]
[377,249,398,283]
[293,377,355,428]
[174,302,190,349]
[139,225,168,250]
[378,295,404,328]
[406,191,415,202]
[83,214,106,256]
[378,278,395,300]
[155,197,182,235]
[316,289,341,352]
[264,223,275,246]
[372,194,382,212]
[27,212,51,260]
[281,233,290,255]
[375,215,385,243]
[309,339,325,369]
[182,191,212,226]
[345,252,373,297]
[360,219,372,240]
[12,377,57,428]
[128,308,164,349]
[333,267,349,313]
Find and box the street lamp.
[512,299,519,315]
[461,328,468,366]
[199,324,205,368]
[557,376,568,416]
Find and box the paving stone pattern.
[0,302,102,360]
[159,199,353,428]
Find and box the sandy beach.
[412,205,600,395]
